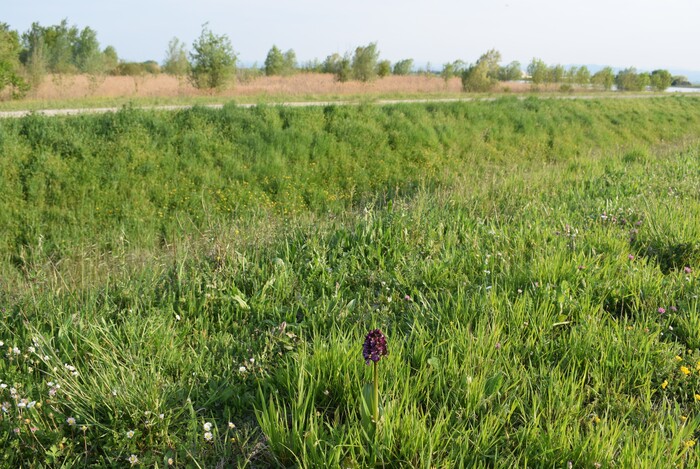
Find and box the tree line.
[0,19,692,98]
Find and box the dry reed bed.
[25,73,534,100]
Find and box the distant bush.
[392,59,413,76]
[113,61,160,76]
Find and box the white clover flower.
[0,383,7,389]
[28,346,35,353]
[228,422,235,429]
[249,357,255,364]
[238,366,247,373]
[12,347,20,355]
[126,430,135,438]
[204,431,213,441]
[203,422,212,432]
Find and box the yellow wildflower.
[680,415,688,422]
[694,394,700,401]
[661,380,669,389]
[696,361,700,372]
[681,366,691,376]
[685,440,696,448]
[675,355,683,362]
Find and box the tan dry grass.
[27,73,468,101]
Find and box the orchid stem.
[373,360,379,425]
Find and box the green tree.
[575,65,591,86]
[591,67,614,90]
[323,53,351,82]
[73,26,104,73]
[377,59,391,77]
[21,23,48,88]
[615,67,649,91]
[392,59,413,75]
[441,60,465,82]
[549,64,565,83]
[189,24,237,90]
[264,45,285,76]
[650,69,672,91]
[351,42,379,82]
[477,49,502,80]
[461,62,491,92]
[527,58,548,84]
[283,49,297,74]
[102,46,118,74]
[671,75,690,86]
[43,19,79,73]
[462,50,502,92]
[0,23,28,98]
[163,37,189,76]
[498,61,521,81]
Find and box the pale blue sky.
[5,0,699,74]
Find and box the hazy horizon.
[5,0,699,79]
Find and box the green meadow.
[2,96,700,467]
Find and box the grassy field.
[2,96,700,467]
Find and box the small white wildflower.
[128,454,138,465]
[66,417,76,426]
[71,371,79,377]
[159,413,164,420]
[204,431,213,441]
[0,341,3,346]
[47,382,55,387]
[0,383,7,389]
[27,401,36,408]
[17,399,27,408]
[126,430,135,438]
[167,458,174,465]
[228,422,235,429]
[43,355,49,361]
[175,314,181,321]
[28,346,36,353]
[12,347,20,355]
[239,366,247,373]
[249,357,255,364]
[203,422,212,432]
[112,389,117,396]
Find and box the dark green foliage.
[650,69,673,91]
[0,23,28,98]
[351,43,380,82]
[392,59,413,76]
[264,45,297,76]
